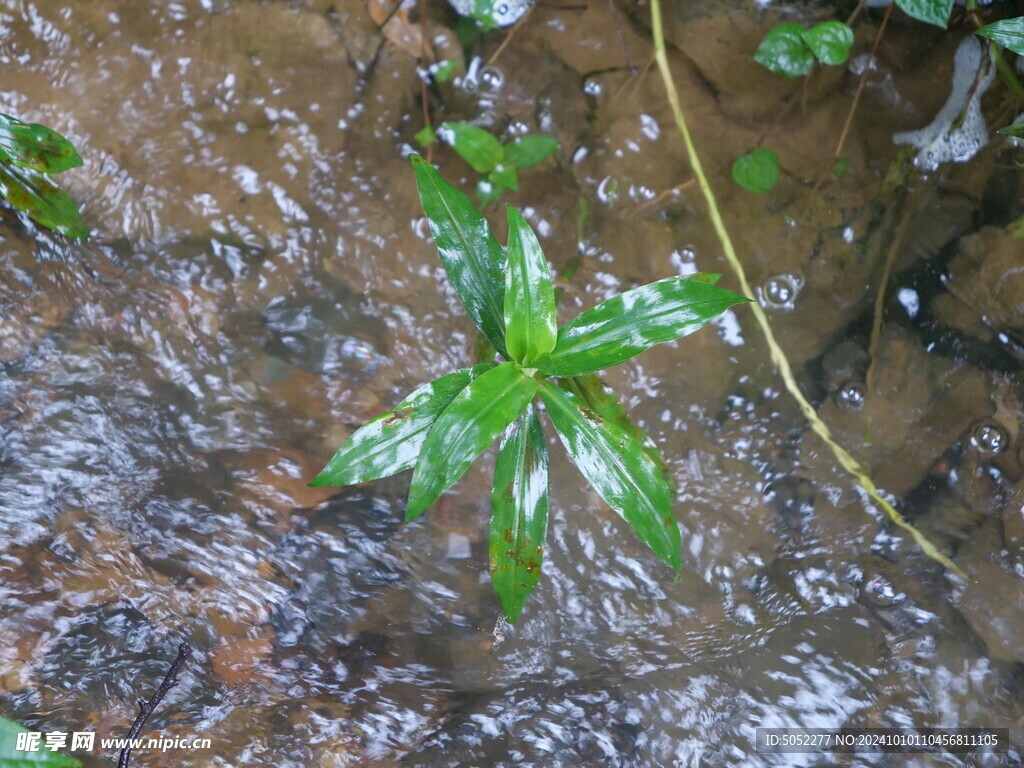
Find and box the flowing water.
[1,0,1023,765]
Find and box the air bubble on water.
[863,575,903,607]
[758,273,803,310]
[460,55,482,92]
[596,175,618,203]
[639,113,660,141]
[838,382,866,409]
[970,421,1009,455]
[583,79,603,97]
[479,67,504,92]
[340,337,375,362]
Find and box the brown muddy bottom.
[0,0,1022,766]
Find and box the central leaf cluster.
[311,155,748,620]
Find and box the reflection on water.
[1,0,1022,765]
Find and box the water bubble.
[596,175,618,203]
[862,575,903,607]
[340,337,375,362]
[970,421,1009,455]
[838,382,866,409]
[479,67,504,92]
[583,79,603,97]
[758,273,803,310]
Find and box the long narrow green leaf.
[310,365,496,487]
[564,372,674,492]
[438,121,504,174]
[503,135,559,170]
[977,18,1024,55]
[0,715,81,767]
[537,276,748,377]
[504,206,557,365]
[490,402,548,621]
[407,362,537,520]
[0,113,83,173]
[410,154,508,358]
[0,163,88,239]
[539,381,680,568]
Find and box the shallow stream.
[1,0,1023,765]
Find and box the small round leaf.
[731,147,780,195]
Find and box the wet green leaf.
[490,402,548,621]
[754,23,814,77]
[432,59,458,83]
[310,365,496,487]
[537,277,749,377]
[410,154,508,357]
[0,163,88,239]
[998,122,1024,139]
[503,135,559,170]
[414,125,437,147]
[565,373,675,492]
[979,18,1024,54]
[0,715,82,767]
[539,381,680,569]
[732,147,779,194]
[488,163,518,191]
[895,0,953,28]
[0,113,82,173]
[438,121,503,173]
[477,178,504,208]
[504,206,557,365]
[406,362,537,520]
[800,21,854,66]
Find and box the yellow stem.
[648,0,964,579]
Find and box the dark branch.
[117,642,192,768]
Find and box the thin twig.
[648,0,964,578]
[834,2,894,163]
[117,642,193,768]
[863,196,914,457]
[486,6,534,67]
[635,178,696,210]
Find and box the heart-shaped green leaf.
[539,381,680,569]
[801,21,854,66]
[895,0,953,28]
[537,277,748,377]
[732,147,780,195]
[0,715,82,767]
[504,206,557,365]
[310,364,496,487]
[754,23,814,77]
[503,135,559,170]
[490,402,549,621]
[411,154,508,357]
[438,121,504,174]
[0,113,83,173]
[406,362,537,520]
[0,164,88,239]
[977,17,1024,54]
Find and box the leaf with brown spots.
[490,402,548,621]
[0,113,83,173]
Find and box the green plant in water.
[311,155,748,619]
[0,715,81,767]
[0,113,87,239]
[732,147,780,194]
[416,121,559,207]
[754,21,855,78]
